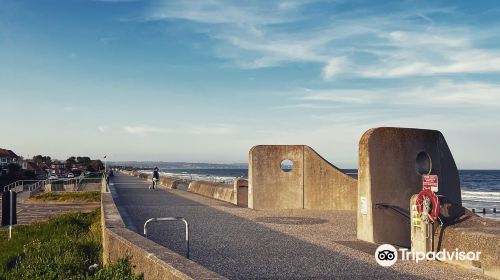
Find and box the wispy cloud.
[273,103,339,110]
[123,125,163,136]
[98,125,107,133]
[270,80,500,125]
[294,80,500,107]
[145,1,500,79]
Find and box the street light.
[104,155,107,174]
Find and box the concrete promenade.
[112,173,489,279]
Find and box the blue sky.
[1,0,500,168]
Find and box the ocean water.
[150,168,500,220]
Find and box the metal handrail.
[143,217,190,259]
[376,203,411,220]
[2,180,38,192]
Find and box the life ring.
[416,189,440,223]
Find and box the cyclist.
[150,167,160,190]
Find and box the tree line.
[32,155,104,172]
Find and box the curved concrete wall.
[248,145,357,210]
[357,127,461,248]
[188,181,234,204]
[304,146,357,210]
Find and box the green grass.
[30,191,101,202]
[0,209,142,280]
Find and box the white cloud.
[123,125,163,136]
[322,57,348,80]
[273,103,338,109]
[145,1,500,79]
[296,80,500,107]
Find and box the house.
[0,148,19,168]
[22,161,47,178]
[51,160,66,176]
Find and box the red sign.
[422,175,438,193]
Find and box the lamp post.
[104,155,107,174]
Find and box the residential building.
[0,148,19,168]
[51,160,66,176]
[21,160,47,178]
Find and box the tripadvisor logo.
[375,244,398,267]
[375,244,481,267]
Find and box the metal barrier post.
[144,217,190,259]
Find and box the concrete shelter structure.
[248,145,357,210]
[357,127,461,248]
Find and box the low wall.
[431,197,500,278]
[45,180,102,192]
[101,178,225,280]
[436,215,500,278]
[188,181,234,204]
[159,176,185,189]
[120,170,186,190]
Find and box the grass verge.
[29,191,101,203]
[0,208,142,280]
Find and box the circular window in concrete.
[416,151,432,175]
[280,159,293,172]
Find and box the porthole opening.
[280,159,293,172]
[416,151,432,175]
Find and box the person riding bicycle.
[150,167,160,190]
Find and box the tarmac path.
[111,173,488,280]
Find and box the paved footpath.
[112,173,489,280]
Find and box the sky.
[1,0,500,168]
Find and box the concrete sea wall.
[187,179,249,206]
[435,213,500,278]
[122,170,186,190]
[188,181,235,204]
[248,145,357,210]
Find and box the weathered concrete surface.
[112,173,490,279]
[188,181,234,204]
[357,127,461,248]
[234,179,248,207]
[410,195,500,278]
[249,145,357,210]
[434,199,500,279]
[102,176,225,280]
[304,146,357,210]
[160,177,185,189]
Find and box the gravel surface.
[113,174,490,280]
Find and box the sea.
[146,168,500,220]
